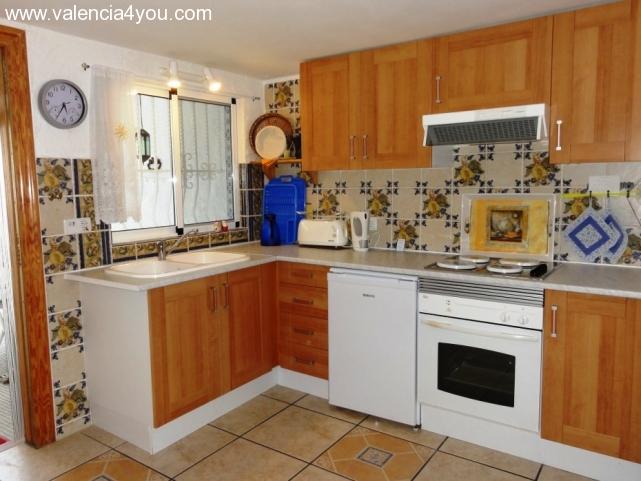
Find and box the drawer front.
[279,284,328,317]
[279,262,329,289]
[280,312,328,350]
[279,342,328,379]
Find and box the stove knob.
[500,312,509,323]
[519,314,529,326]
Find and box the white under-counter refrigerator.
[328,268,419,426]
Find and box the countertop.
[65,242,641,299]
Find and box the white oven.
[417,278,543,433]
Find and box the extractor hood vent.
[423,104,548,146]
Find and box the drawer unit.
[280,312,328,350]
[278,262,329,289]
[278,283,328,317]
[279,342,328,379]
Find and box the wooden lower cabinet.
[228,264,277,389]
[542,290,641,463]
[148,274,231,427]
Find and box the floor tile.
[440,438,541,479]
[0,433,109,481]
[116,425,235,478]
[295,395,367,424]
[211,395,288,435]
[292,465,349,481]
[361,416,446,449]
[52,450,168,481]
[262,385,306,404]
[176,438,305,481]
[315,426,433,481]
[538,465,595,481]
[81,425,125,448]
[245,406,353,462]
[414,452,524,481]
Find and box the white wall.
[0,19,263,161]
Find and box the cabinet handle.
[362,134,368,160]
[293,327,315,336]
[349,135,356,160]
[208,286,217,312]
[551,305,558,338]
[292,297,313,306]
[435,75,442,104]
[555,120,563,151]
[223,282,229,308]
[294,357,315,366]
[291,270,313,279]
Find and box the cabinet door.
[301,55,351,171]
[542,291,641,463]
[357,40,432,169]
[551,1,635,163]
[228,265,276,388]
[149,275,229,427]
[434,17,552,112]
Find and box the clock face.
[39,80,87,129]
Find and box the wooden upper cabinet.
[551,0,640,163]
[434,17,552,112]
[148,275,230,427]
[542,291,641,463]
[356,40,432,169]
[301,55,351,171]
[228,265,277,389]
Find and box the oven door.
[418,313,542,432]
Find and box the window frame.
[112,84,240,244]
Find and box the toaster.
[297,219,349,247]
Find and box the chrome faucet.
[157,229,199,261]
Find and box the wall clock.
[38,79,87,129]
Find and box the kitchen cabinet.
[149,275,231,427]
[433,17,552,112]
[301,41,432,171]
[541,290,641,463]
[228,264,277,389]
[277,262,329,378]
[550,0,641,163]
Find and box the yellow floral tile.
[43,235,79,274]
[37,158,74,200]
[49,308,83,351]
[54,381,89,427]
[53,450,168,481]
[314,426,433,481]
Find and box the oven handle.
[422,319,540,342]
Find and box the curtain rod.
[80,62,261,101]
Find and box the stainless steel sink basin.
[168,251,250,265]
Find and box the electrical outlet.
[396,238,406,251]
[368,217,378,231]
[589,175,620,193]
[63,217,92,235]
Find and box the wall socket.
[368,217,378,231]
[63,217,92,235]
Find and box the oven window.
[437,343,515,407]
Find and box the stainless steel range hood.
[423,104,548,146]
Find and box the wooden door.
[228,265,276,388]
[551,1,636,163]
[149,275,230,427]
[301,55,351,171]
[434,17,552,112]
[357,40,432,169]
[542,291,641,462]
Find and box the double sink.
[106,251,250,279]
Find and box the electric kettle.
[349,211,369,252]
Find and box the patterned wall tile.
[210,232,230,246]
[51,345,86,389]
[135,241,160,259]
[339,189,366,215]
[367,189,392,218]
[453,153,484,186]
[56,414,91,440]
[77,196,100,230]
[230,228,249,244]
[36,158,74,200]
[45,275,81,314]
[391,219,420,250]
[111,243,136,262]
[43,235,79,274]
[422,189,451,220]
[73,159,93,195]
[49,309,83,351]
[483,153,523,189]
[317,191,340,217]
[618,228,641,266]
[79,231,107,269]
[39,196,75,236]
[421,167,451,188]
[54,381,89,427]
[392,188,422,221]
[369,217,392,249]
[420,220,452,252]
[188,234,210,250]
[393,169,422,188]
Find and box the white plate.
[459,255,490,264]
[436,259,478,270]
[255,125,287,160]
[498,258,540,268]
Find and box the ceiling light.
[204,68,222,92]
[168,61,181,88]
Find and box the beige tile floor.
[0,386,595,481]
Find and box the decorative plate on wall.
[255,125,287,160]
[249,112,293,158]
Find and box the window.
[112,86,238,242]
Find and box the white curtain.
[90,65,141,224]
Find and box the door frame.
[0,24,55,446]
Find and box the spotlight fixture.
[168,61,181,88]
[204,67,222,92]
